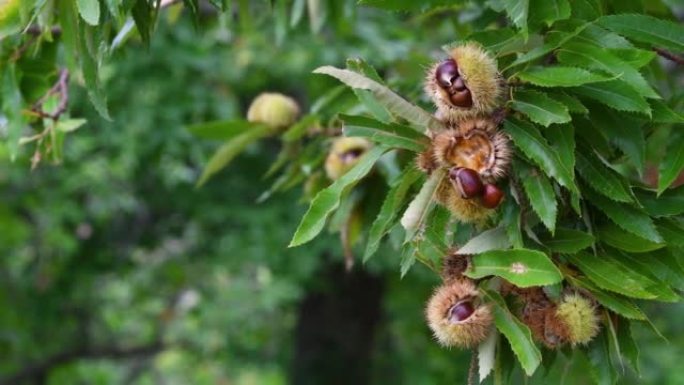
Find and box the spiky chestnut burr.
[441,251,471,282]
[555,293,601,346]
[425,42,503,123]
[247,92,300,133]
[431,118,511,183]
[324,137,373,181]
[425,279,492,348]
[505,286,569,349]
[435,179,494,223]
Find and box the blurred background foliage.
[0,1,682,384]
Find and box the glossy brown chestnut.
[449,167,484,199]
[452,76,467,91]
[481,184,504,209]
[449,301,475,322]
[450,89,473,108]
[435,59,459,88]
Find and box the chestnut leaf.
[289,145,389,247]
[485,290,542,376]
[466,249,563,287]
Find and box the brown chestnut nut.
[481,184,504,208]
[435,59,459,88]
[449,167,484,199]
[450,300,475,322]
[452,76,467,91]
[450,89,473,108]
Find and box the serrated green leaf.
[618,252,680,302]
[547,92,588,114]
[520,164,557,233]
[131,0,153,46]
[313,66,443,131]
[79,23,110,120]
[574,116,612,156]
[341,114,427,153]
[657,218,684,250]
[486,290,542,376]
[77,0,100,25]
[588,105,646,173]
[597,222,664,253]
[557,42,659,99]
[567,275,647,320]
[658,129,684,194]
[501,198,524,248]
[572,80,651,116]
[504,118,577,193]
[598,14,684,52]
[502,0,529,37]
[344,59,393,122]
[517,66,610,87]
[583,188,662,243]
[636,185,684,217]
[346,57,385,84]
[420,206,451,260]
[456,226,511,255]
[290,146,388,247]
[588,331,619,385]
[651,100,684,123]
[506,24,589,69]
[529,0,570,27]
[575,149,633,202]
[571,0,603,20]
[466,249,562,287]
[468,28,527,57]
[539,228,595,253]
[478,328,497,382]
[510,90,571,127]
[364,167,422,262]
[617,320,640,374]
[646,248,684,290]
[197,124,271,187]
[575,24,633,49]
[545,123,580,213]
[566,252,658,299]
[611,48,656,68]
[400,169,445,242]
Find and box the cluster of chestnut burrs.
[421,43,600,350]
[418,43,511,224]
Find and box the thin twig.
[468,348,478,385]
[31,68,70,120]
[654,47,684,66]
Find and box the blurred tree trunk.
[290,263,384,385]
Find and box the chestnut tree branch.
[654,47,684,66]
[31,68,70,120]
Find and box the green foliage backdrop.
[0,1,683,384]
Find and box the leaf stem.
[654,47,684,66]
